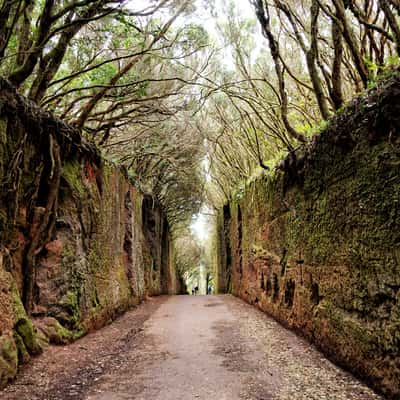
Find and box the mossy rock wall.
[217,75,400,398]
[0,78,177,387]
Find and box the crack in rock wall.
[216,74,400,399]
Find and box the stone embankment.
[0,78,180,387]
[215,74,400,398]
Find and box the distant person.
[191,287,195,295]
[194,286,199,295]
[207,286,212,295]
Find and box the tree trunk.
[307,0,331,119]
[8,0,55,86]
[252,0,305,143]
[380,0,400,55]
[330,14,344,110]
[332,0,369,87]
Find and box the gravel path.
[1,295,383,400]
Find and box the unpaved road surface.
[2,295,383,400]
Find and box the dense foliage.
[204,0,400,206]
[0,0,207,228]
[2,0,400,255]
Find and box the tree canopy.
[0,0,210,230]
[1,0,399,233]
[204,0,400,207]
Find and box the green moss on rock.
[62,160,85,196]
[60,289,82,329]
[35,317,73,345]
[13,332,30,364]
[14,319,42,356]
[10,284,26,322]
[11,284,45,356]
[0,333,18,388]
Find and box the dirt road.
[2,295,382,400]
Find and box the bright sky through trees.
[191,213,209,242]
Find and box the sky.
[128,0,259,243]
[129,0,255,18]
[188,1,258,242]
[190,212,209,242]
[193,0,256,23]
[129,0,257,40]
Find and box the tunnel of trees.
[0,0,400,396]
[1,0,399,282]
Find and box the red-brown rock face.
[216,75,400,399]
[0,78,178,387]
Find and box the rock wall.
[216,75,400,398]
[0,78,178,387]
